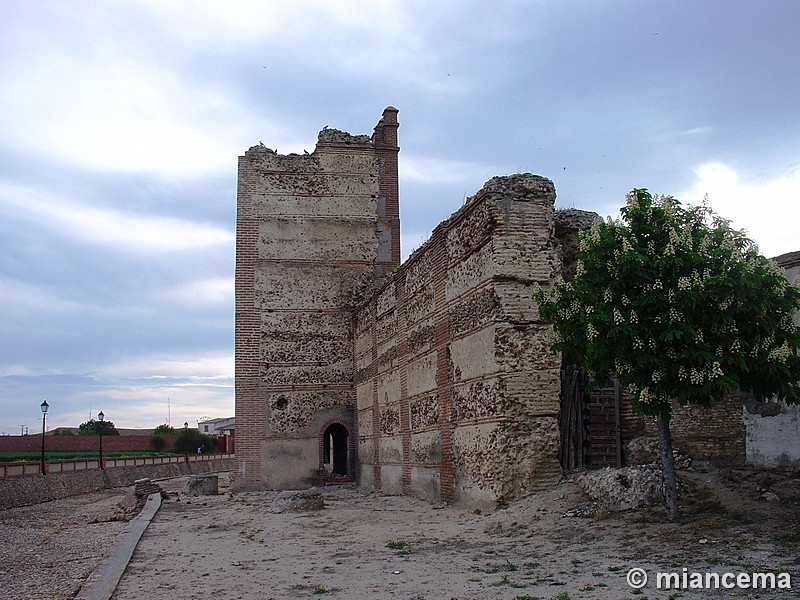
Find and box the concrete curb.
[75,492,162,600]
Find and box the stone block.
[184,474,218,496]
[269,488,324,513]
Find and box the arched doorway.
[322,423,349,478]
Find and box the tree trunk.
[657,414,680,521]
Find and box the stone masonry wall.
[354,174,563,510]
[235,109,399,490]
[0,457,234,509]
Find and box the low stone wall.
[0,457,234,509]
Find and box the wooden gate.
[559,364,589,471]
[560,365,622,470]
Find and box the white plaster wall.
[745,403,800,466]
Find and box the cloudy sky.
[1,1,798,435]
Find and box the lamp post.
[98,411,105,470]
[40,400,49,475]
[184,421,189,463]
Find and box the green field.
[0,451,183,463]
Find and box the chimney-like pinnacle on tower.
[372,107,400,268]
[373,106,399,149]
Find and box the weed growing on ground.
[489,574,527,588]
[485,559,518,573]
[774,524,800,547]
[385,540,413,555]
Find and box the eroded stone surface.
[268,488,324,513]
[579,466,663,511]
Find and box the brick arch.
[318,419,355,483]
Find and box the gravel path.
[0,487,133,600]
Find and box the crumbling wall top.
[317,127,372,146]
[466,173,556,205]
[773,250,800,270]
[554,208,600,233]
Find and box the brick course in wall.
[234,108,752,506]
[234,109,399,491]
[355,174,563,509]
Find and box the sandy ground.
[1,465,796,600]
[105,467,799,600]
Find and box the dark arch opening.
[323,423,349,477]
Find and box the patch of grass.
[385,540,413,555]
[659,529,685,544]
[312,587,329,595]
[490,575,527,588]
[553,593,571,600]
[524,561,542,569]
[485,559,518,573]
[0,450,182,462]
[607,566,624,573]
[774,525,800,547]
[513,596,542,600]
[690,516,727,532]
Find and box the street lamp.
[98,411,105,470]
[40,400,49,475]
[184,421,189,463]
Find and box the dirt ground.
[0,487,133,600]
[2,464,798,600]
[112,466,797,600]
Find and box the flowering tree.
[536,189,800,519]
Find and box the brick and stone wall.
[234,108,399,490]
[354,174,563,510]
[234,108,770,506]
[0,434,175,453]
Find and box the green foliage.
[149,434,167,451]
[51,428,74,436]
[78,419,120,436]
[174,428,219,454]
[152,423,175,436]
[536,189,800,418]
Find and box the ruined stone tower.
[234,108,399,490]
[235,108,565,508]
